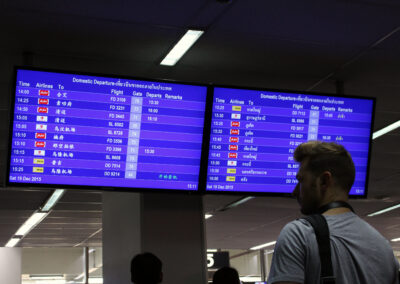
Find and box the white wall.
[22,248,84,275]
[230,250,260,276]
[0,247,22,284]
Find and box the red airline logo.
[39,90,49,96]
[35,141,46,148]
[230,129,239,135]
[231,121,240,127]
[35,133,46,139]
[228,153,238,159]
[230,137,239,143]
[38,98,49,105]
[229,145,238,151]
[37,107,48,113]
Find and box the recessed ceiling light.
[41,189,65,212]
[205,214,213,219]
[15,211,48,236]
[5,237,21,248]
[367,204,400,217]
[372,120,400,139]
[160,29,204,66]
[250,241,277,250]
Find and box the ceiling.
[0,0,399,252]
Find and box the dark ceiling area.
[0,0,399,251]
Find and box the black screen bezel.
[202,84,376,198]
[6,66,211,195]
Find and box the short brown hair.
[294,141,355,193]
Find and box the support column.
[103,192,207,284]
[0,247,22,284]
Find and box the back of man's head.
[294,141,355,193]
[213,266,241,284]
[131,252,162,284]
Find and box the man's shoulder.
[279,218,315,241]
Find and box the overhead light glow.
[205,214,213,219]
[367,204,400,217]
[30,275,64,280]
[372,120,400,140]
[15,211,48,236]
[41,189,65,212]
[250,241,277,250]
[160,29,204,66]
[207,249,218,252]
[391,238,400,242]
[5,237,21,248]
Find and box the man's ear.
[319,171,332,191]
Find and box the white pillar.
[0,247,22,284]
[103,192,207,284]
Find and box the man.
[213,266,241,284]
[268,141,399,284]
[131,252,163,284]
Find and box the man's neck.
[323,206,352,216]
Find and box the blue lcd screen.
[8,69,207,191]
[206,87,374,196]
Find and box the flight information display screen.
[8,69,207,191]
[206,87,374,196]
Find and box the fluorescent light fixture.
[250,241,277,250]
[15,211,48,236]
[240,276,262,282]
[74,273,84,280]
[367,204,400,217]
[89,277,103,284]
[30,274,64,280]
[207,249,218,252]
[5,237,21,247]
[41,189,65,212]
[160,29,204,66]
[222,196,254,211]
[391,237,400,242]
[372,120,400,140]
[205,214,213,219]
[89,267,100,273]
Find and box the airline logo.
[228,153,238,159]
[227,160,237,166]
[32,167,44,173]
[226,176,236,182]
[230,137,239,143]
[39,90,49,96]
[35,141,46,148]
[230,129,239,135]
[34,150,45,156]
[231,121,240,127]
[227,168,236,174]
[35,133,46,139]
[229,145,238,151]
[38,98,49,105]
[33,158,44,164]
[37,107,48,114]
[36,124,47,131]
[36,115,48,122]
[231,113,241,119]
[232,106,242,111]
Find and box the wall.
[0,247,22,284]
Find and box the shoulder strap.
[303,214,336,284]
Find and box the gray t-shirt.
[268,212,399,284]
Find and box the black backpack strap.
[303,214,336,284]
